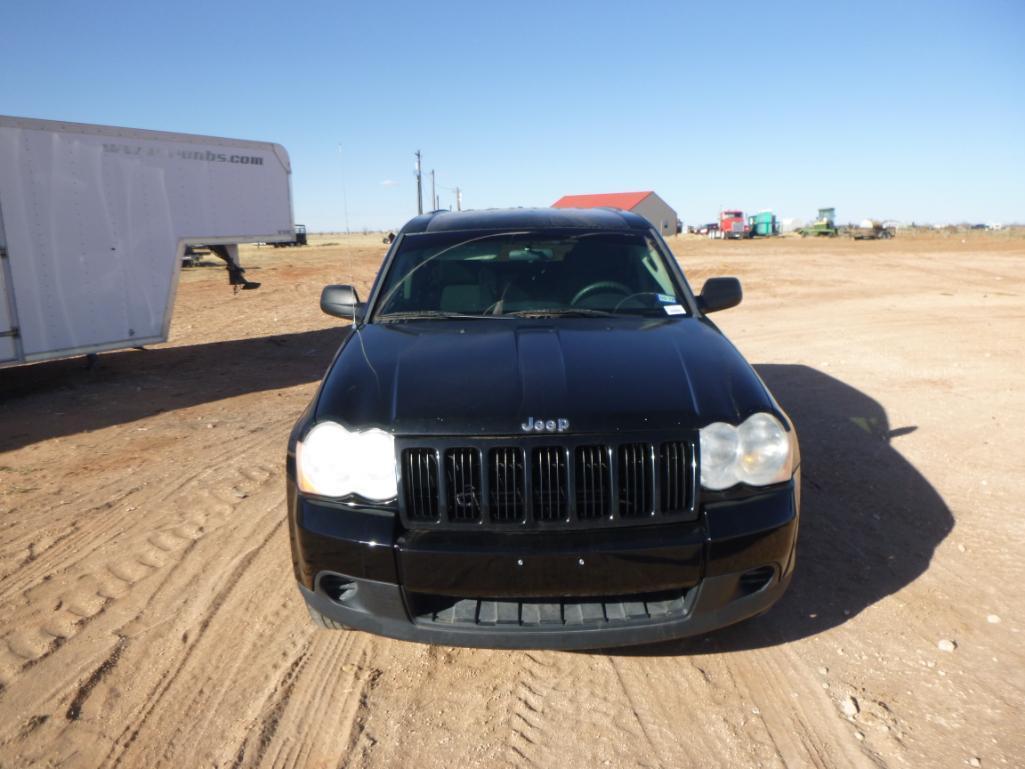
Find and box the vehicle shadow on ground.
[0,327,347,452]
[611,363,954,655]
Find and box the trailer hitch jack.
[208,244,261,291]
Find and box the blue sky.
[2,0,1023,230]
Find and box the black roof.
[399,207,652,234]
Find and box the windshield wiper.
[375,310,502,322]
[502,307,618,318]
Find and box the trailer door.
[0,201,20,363]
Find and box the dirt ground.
[1,229,1023,769]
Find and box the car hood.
[314,317,779,436]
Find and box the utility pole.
[415,150,423,215]
[430,169,437,211]
[455,187,462,211]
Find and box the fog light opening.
[737,565,776,597]
[319,574,358,603]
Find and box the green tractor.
[798,207,839,237]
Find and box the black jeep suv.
[286,208,800,649]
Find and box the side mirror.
[320,284,362,320]
[698,277,742,313]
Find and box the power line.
[415,152,462,212]
[437,181,462,211]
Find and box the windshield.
[373,229,688,320]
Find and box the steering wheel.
[570,281,632,306]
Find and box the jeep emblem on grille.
[521,417,569,433]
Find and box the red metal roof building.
[552,191,680,236]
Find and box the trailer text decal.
[102,143,264,166]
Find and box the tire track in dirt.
[329,644,525,769]
[72,461,384,768]
[0,436,287,766]
[103,516,285,769]
[705,646,877,769]
[334,655,384,769]
[606,657,673,768]
[594,640,887,769]
[490,650,663,769]
[477,642,880,769]
[0,485,143,594]
[223,631,384,769]
[228,639,313,769]
[746,651,863,768]
[0,423,282,599]
[65,636,127,721]
[0,454,277,690]
[504,652,555,768]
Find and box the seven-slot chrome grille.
[399,434,697,530]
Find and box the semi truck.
[716,210,748,239]
[0,115,294,368]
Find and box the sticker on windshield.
[664,304,686,316]
[657,293,675,304]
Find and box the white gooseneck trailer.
[0,115,294,368]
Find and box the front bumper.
[287,480,799,650]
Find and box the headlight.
[699,412,795,490]
[296,421,397,500]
